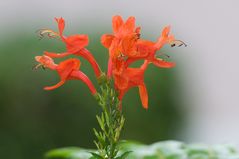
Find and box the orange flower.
[38,17,101,78]
[126,26,186,68]
[35,55,97,94]
[101,16,186,109]
[101,15,140,77]
[115,61,149,109]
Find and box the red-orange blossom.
[35,16,184,109]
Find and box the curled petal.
[101,34,114,48]
[152,58,175,68]
[44,80,65,90]
[55,17,65,36]
[71,71,97,95]
[139,83,148,109]
[112,15,124,33]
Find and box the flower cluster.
[35,16,185,109]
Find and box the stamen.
[32,64,47,70]
[32,64,42,70]
[117,53,127,60]
[135,33,140,39]
[156,52,170,59]
[36,29,60,40]
[170,40,187,47]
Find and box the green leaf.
[45,147,92,159]
[90,152,104,159]
[115,151,132,159]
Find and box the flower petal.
[114,74,128,90]
[112,15,124,33]
[139,83,148,109]
[162,25,171,37]
[152,58,175,68]
[101,34,114,48]
[55,17,65,36]
[57,59,81,81]
[44,80,65,90]
[65,34,89,53]
[123,16,136,32]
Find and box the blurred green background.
[0,28,186,159]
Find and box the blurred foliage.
[0,31,185,159]
[45,141,239,159]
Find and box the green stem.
[93,78,125,159]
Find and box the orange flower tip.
[112,15,124,33]
[143,105,148,110]
[35,56,41,62]
[35,55,57,70]
[162,25,171,37]
[35,55,53,63]
[152,58,176,68]
[35,55,48,62]
[54,17,64,23]
[43,87,53,91]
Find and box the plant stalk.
[93,79,125,159]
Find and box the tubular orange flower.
[101,15,140,77]
[35,55,97,94]
[101,16,186,109]
[39,17,102,78]
[115,61,149,109]
[126,26,186,68]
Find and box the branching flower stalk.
[34,15,185,159]
[93,79,125,159]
